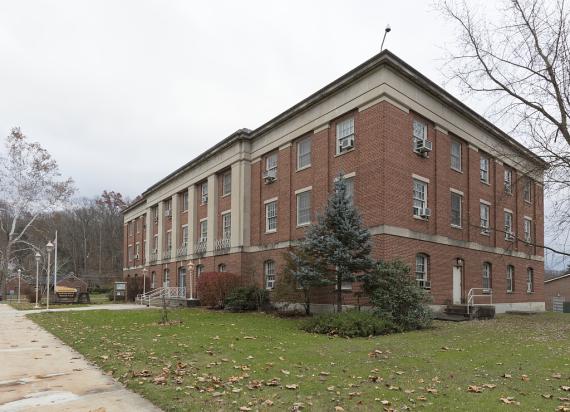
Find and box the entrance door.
[178,268,186,289]
[452,266,462,304]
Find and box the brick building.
[544,274,570,311]
[122,50,546,313]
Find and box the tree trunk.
[336,274,342,313]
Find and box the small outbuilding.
[544,273,570,311]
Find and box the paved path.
[0,304,161,412]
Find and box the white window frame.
[222,172,232,196]
[450,140,462,171]
[480,202,490,234]
[504,169,513,194]
[196,265,204,277]
[166,230,172,251]
[128,244,133,261]
[265,199,277,233]
[412,178,428,217]
[415,254,429,289]
[412,119,428,152]
[523,217,532,243]
[482,263,492,290]
[222,212,231,239]
[527,268,534,293]
[164,199,172,215]
[297,137,311,170]
[153,207,158,222]
[151,271,156,289]
[523,178,532,203]
[182,191,189,211]
[199,219,208,242]
[336,117,355,154]
[264,260,276,290]
[153,234,158,251]
[163,269,169,287]
[201,182,208,205]
[480,155,490,183]
[504,210,514,240]
[506,265,514,293]
[296,188,311,227]
[266,152,278,172]
[128,222,133,236]
[181,225,189,246]
[218,263,226,272]
[450,190,462,228]
[135,242,140,258]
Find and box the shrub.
[224,286,270,311]
[301,310,397,337]
[196,272,242,309]
[362,260,433,331]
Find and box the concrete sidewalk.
[0,304,161,412]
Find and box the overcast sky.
[0,0,465,198]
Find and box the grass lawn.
[7,292,110,310]
[29,309,570,412]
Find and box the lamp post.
[142,268,148,298]
[380,24,391,51]
[46,241,54,311]
[186,261,195,300]
[34,252,41,309]
[17,269,21,303]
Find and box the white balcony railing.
[195,239,207,254]
[215,236,231,251]
[149,250,158,263]
[177,243,189,258]
[162,248,172,260]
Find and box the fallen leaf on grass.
[562,386,570,391]
[502,373,512,379]
[556,407,570,412]
[500,397,520,405]
[482,384,496,389]
[426,388,438,394]
[239,407,251,411]
[542,394,553,399]
[553,373,562,379]
[521,374,529,381]
[285,384,299,390]
[467,385,482,393]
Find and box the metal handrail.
[137,286,187,306]
[467,288,493,315]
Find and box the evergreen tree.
[283,246,332,315]
[303,175,374,312]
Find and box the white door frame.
[452,266,462,304]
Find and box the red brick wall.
[544,277,570,310]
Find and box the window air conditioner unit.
[134,254,139,259]
[263,169,277,183]
[527,282,533,293]
[525,235,532,243]
[339,136,354,151]
[164,209,171,217]
[481,226,490,235]
[419,208,432,219]
[415,139,433,154]
[201,194,208,204]
[152,248,158,253]
[505,231,515,241]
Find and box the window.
[504,169,513,194]
[450,192,462,227]
[296,191,311,226]
[153,206,158,223]
[336,117,355,154]
[153,234,158,251]
[415,254,429,289]
[523,218,532,243]
[264,260,276,290]
[201,182,208,204]
[413,119,427,144]
[199,220,208,242]
[482,262,492,290]
[196,265,204,277]
[506,265,514,293]
[151,272,156,289]
[480,203,490,234]
[450,140,462,171]
[222,172,232,196]
[136,219,141,233]
[218,263,226,272]
[265,201,277,232]
[182,191,189,211]
[480,155,490,183]
[166,231,172,251]
[182,225,189,246]
[163,269,169,287]
[344,177,355,207]
[523,178,532,202]
[266,152,278,172]
[135,242,140,258]
[504,211,514,240]
[128,222,133,236]
[222,213,231,239]
[128,245,133,261]
[164,199,172,215]
[525,269,533,293]
[178,267,186,288]
[297,137,311,169]
[412,179,427,217]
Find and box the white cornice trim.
[314,123,330,134]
